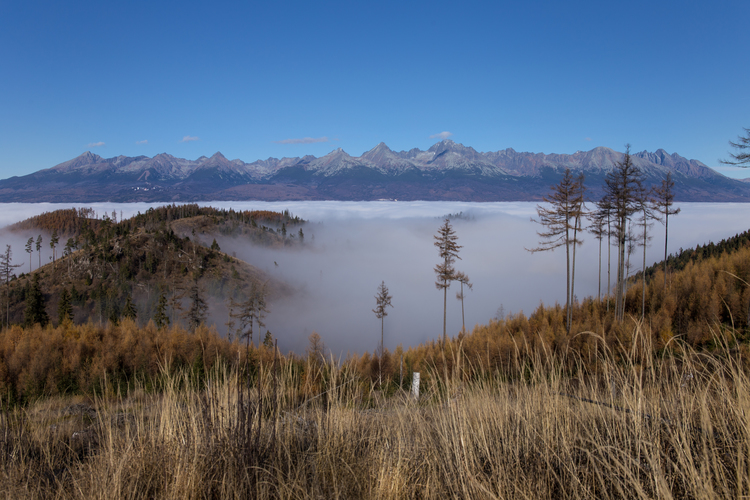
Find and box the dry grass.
[1,327,749,499]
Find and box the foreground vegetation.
[2,202,750,497]
[2,326,749,498]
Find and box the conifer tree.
[454,271,472,334]
[587,207,607,301]
[720,127,750,167]
[434,219,461,345]
[185,279,208,331]
[154,290,169,329]
[1,245,22,327]
[653,171,680,289]
[123,294,137,321]
[57,288,73,324]
[25,237,33,273]
[36,235,42,269]
[373,280,393,385]
[50,229,59,267]
[528,169,586,332]
[636,197,656,320]
[24,273,48,327]
[601,145,645,321]
[263,330,274,348]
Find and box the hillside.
[3,205,305,330]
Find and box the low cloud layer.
[2,201,750,357]
[181,136,199,143]
[87,141,105,148]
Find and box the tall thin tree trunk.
[642,215,647,321]
[380,315,384,386]
[617,227,626,321]
[460,281,465,333]
[663,213,669,289]
[565,225,571,332]
[570,219,579,332]
[598,232,602,301]
[607,216,611,312]
[443,285,448,345]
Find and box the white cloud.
[87,141,105,148]
[429,131,453,140]
[136,140,148,145]
[275,136,330,145]
[181,135,200,143]
[584,137,592,141]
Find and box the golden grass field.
[2,324,748,499]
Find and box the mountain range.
[1,140,748,202]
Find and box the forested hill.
[3,205,305,329]
[640,227,750,283]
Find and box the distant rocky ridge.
[1,140,748,202]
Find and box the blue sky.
[1,0,749,179]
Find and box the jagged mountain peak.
[50,151,105,172]
[4,141,746,203]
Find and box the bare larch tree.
[434,219,462,345]
[527,169,586,332]
[602,145,645,322]
[652,171,680,289]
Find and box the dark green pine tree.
[57,288,74,325]
[24,274,49,327]
[154,290,169,329]
[123,294,137,320]
[185,280,208,331]
[263,330,274,348]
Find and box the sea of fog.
[2,201,750,357]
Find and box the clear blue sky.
[2,0,749,179]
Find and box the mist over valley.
[2,201,750,356]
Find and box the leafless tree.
[652,171,680,289]
[527,169,586,332]
[720,127,750,166]
[601,145,645,321]
[454,271,472,334]
[0,245,22,327]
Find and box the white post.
[411,372,420,399]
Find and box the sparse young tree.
[653,171,680,289]
[587,207,607,301]
[154,290,169,329]
[123,294,137,321]
[602,145,645,321]
[225,300,237,343]
[434,219,462,345]
[636,197,657,320]
[25,237,33,273]
[263,330,274,348]
[528,169,586,332]
[454,271,472,334]
[1,245,22,327]
[24,273,48,327]
[232,281,269,350]
[50,229,59,267]
[373,280,393,386]
[36,235,42,268]
[184,279,208,331]
[58,288,74,325]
